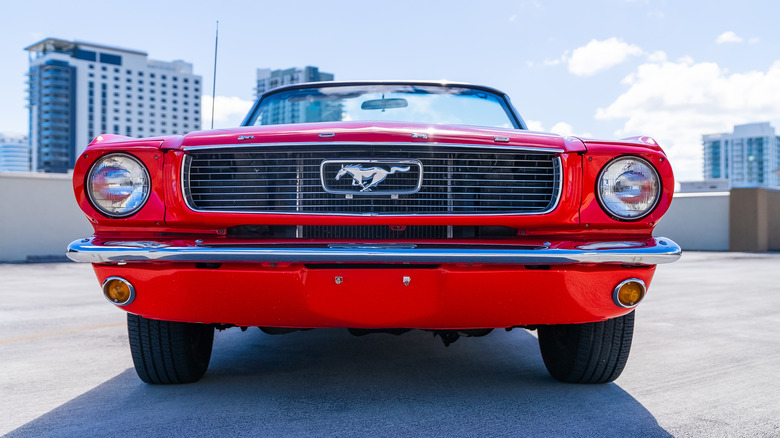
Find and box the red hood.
[158,121,587,153]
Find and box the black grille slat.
[301,225,447,240]
[183,145,561,215]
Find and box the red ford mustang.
[67,81,680,384]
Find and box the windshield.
[245,84,520,129]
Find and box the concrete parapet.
[729,187,780,252]
[1,172,778,261]
[657,187,780,252]
[0,171,93,262]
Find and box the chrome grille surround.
[182,142,562,216]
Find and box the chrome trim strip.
[67,237,681,266]
[181,142,566,153]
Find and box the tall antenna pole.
[211,21,219,129]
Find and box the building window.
[79,50,98,61]
[99,53,122,66]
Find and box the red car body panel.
[70,100,679,329]
[92,262,654,328]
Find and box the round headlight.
[597,156,660,220]
[86,153,150,218]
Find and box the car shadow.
[7,328,671,438]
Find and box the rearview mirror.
[361,98,408,110]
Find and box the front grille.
[302,225,448,239]
[183,144,561,215]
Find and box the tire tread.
[127,313,214,384]
[538,311,635,384]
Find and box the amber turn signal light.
[102,277,136,306]
[613,279,646,308]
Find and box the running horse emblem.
[335,164,411,192]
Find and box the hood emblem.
[320,159,423,196]
[335,164,410,192]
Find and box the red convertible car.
[67,81,680,384]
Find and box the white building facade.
[0,134,30,172]
[703,122,780,188]
[26,38,202,172]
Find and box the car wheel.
[537,311,634,384]
[127,313,214,384]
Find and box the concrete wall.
[729,187,780,252]
[769,189,780,250]
[655,188,780,252]
[0,173,777,262]
[654,192,730,251]
[0,172,93,262]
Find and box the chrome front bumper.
[67,237,681,266]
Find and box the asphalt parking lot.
[2,252,779,437]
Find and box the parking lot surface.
[1,252,779,437]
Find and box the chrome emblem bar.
[320,159,423,195]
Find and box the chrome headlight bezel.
[86,153,151,218]
[596,156,661,221]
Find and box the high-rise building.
[255,66,334,97]
[254,66,335,125]
[0,134,30,172]
[26,38,202,172]
[703,122,780,188]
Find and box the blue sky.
[1,0,778,181]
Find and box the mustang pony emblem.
[335,164,411,192]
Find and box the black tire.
[537,311,634,384]
[127,313,214,384]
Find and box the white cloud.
[200,95,254,129]
[567,38,644,76]
[749,37,760,44]
[523,120,592,138]
[595,59,780,181]
[647,50,667,63]
[549,122,593,138]
[716,31,743,44]
[525,120,545,131]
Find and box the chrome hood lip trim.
[67,237,681,266]
[181,141,565,153]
